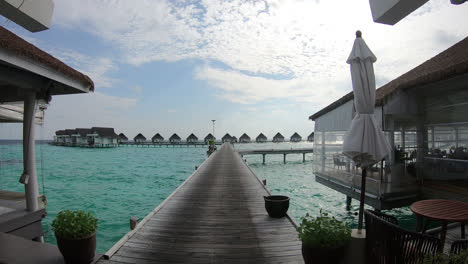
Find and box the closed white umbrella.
[342,31,391,231]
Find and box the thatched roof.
[187,133,198,140]
[152,133,164,140]
[118,133,128,140]
[239,133,250,140]
[256,133,267,140]
[222,133,232,140]
[290,132,301,139]
[169,133,181,140]
[273,132,284,139]
[308,132,314,138]
[55,130,66,136]
[309,36,468,121]
[91,127,118,138]
[0,26,94,91]
[204,133,215,140]
[76,128,92,137]
[64,129,76,136]
[134,133,146,140]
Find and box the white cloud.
[41,92,137,137]
[47,48,118,89]
[51,0,468,105]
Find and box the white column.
[23,93,39,212]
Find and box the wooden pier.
[238,148,314,164]
[99,143,303,264]
[119,142,222,147]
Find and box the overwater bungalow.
[64,129,75,145]
[204,133,216,144]
[134,133,146,143]
[309,36,468,210]
[307,132,314,142]
[239,133,251,143]
[0,22,94,248]
[118,133,128,143]
[74,128,92,146]
[186,133,198,143]
[222,133,232,143]
[290,132,302,142]
[273,132,285,142]
[151,133,164,143]
[54,130,67,145]
[232,136,238,143]
[87,127,118,147]
[256,133,267,143]
[169,133,181,144]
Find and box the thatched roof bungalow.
[88,127,118,145]
[290,132,302,142]
[74,128,92,145]
[118,133,128,143]
[239,133,251,143]
[222,133,232,143]
[309,36,468,208]
[256,133,267,143]
[273,132,284,143]
[152,133,164,143]
[204,133,215,144]
[232,136,238,143]
[134,133,146,143]
[187,133,198,143]
[169,133,181,144]
[307,132,314,142]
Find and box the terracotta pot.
[56,232,96,264]
[264,195,289,218]
[301,242,346,264]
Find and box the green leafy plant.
[297,209,351,248]
[52,210,98,239]
[423,250,468,264]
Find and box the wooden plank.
[99,143,303,263]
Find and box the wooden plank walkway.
[98,143,303,264]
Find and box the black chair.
[365,209,442,264]
[450,239,468,255]
[367,209,399,225]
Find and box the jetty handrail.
[102,148,217,259]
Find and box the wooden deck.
[99,143,303,264]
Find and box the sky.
[1,0,468,140]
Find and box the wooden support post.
[283,154,286,164]
[130,216,140,230]
[262,179,267,185]
[346,196,352,210]
[303,153,306,162]
[262,154,266,165]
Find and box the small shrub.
[297,209,351,248]
[52,210,98,239]
[423,250,468,264]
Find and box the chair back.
[365,210,442,264]
[450,239,468,255]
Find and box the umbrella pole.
[358,168,367,231]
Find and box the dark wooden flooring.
[99,143,303,263]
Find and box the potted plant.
[297,210,351,264]
[52,210,98,264]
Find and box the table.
[411,199,468,247]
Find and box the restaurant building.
[309,37,468,209]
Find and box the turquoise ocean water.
[0,141,415,253]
